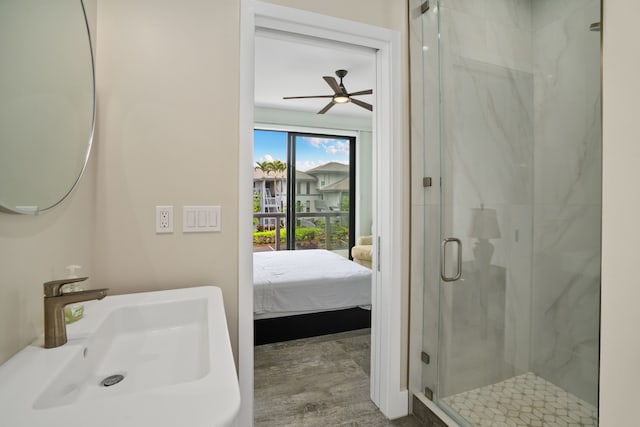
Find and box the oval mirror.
[0,0,95,214]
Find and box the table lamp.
[468,204,501,267]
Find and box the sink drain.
[101,374,125,387]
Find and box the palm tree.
[271,159,287,201]
[255,161,274,196]
[255,160,273,175]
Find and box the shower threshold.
[441,372,597,427]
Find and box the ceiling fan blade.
[350,98,373,111]
[283,95,334,99]
[323,76,342,95]
[348,89,373,96]
[318,101,335,114]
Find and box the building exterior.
[253,161,349,216]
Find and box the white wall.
[264,0,407,31]
[356,131,373,237]
[93,0,241,356]
[599,0,640,425]
[0,164,96,364]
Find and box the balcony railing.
[253,211,349,252]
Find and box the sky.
[254,129,349,172]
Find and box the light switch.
[209,206,220,231]
[183,206,221,233]
[187,210,196,227]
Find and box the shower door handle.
[440,237,462,282]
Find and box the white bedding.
[253,249,372,319]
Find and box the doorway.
[238,2,405,424]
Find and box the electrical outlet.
[156,206,173,233]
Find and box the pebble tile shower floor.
[442,372,598,427]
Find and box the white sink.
[0,286,240,427]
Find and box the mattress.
[254,249,372,319]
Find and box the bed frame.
[254,307,371,345]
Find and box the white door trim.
[238,1,406,424]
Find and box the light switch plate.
[183,206,220,233]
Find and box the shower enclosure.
[410,1,601,426]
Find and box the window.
[253,129,356,257]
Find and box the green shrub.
[252,225,350,249]
[295,227,322,241]
[253,229,286,244]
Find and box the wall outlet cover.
[156,206,173,233]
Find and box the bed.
[253,249,372,344]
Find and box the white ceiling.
[254,29,376,119]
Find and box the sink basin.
[0,286,240,427]
[35,298,210,409]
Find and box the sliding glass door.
[287,132,355,257]
[253,129,356,257]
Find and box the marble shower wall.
[437,0,535,397]
[530,0,601,406]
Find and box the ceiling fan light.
[334,95,349,104]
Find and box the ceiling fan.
[283,69,373,114]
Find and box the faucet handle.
[43,277,89,297]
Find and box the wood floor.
[254,328,423,426]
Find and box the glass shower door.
[428,1,601,426]
[434,0,532,417]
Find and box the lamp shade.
[468,206,501,239]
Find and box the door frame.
[238,1,406,424]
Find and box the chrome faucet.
[43,277,108,348]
